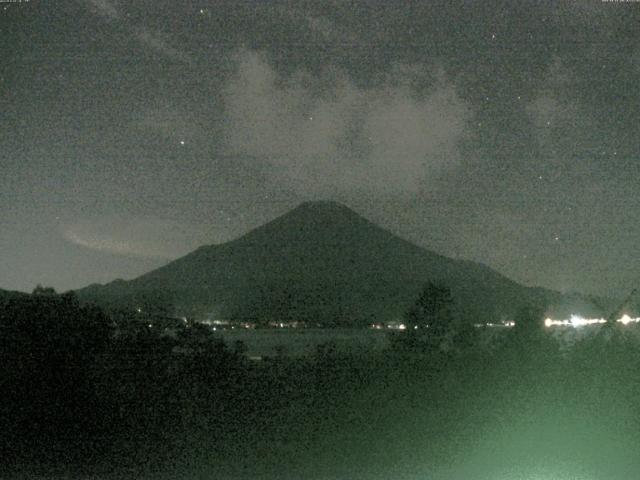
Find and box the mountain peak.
[293,200,354,214]
[298,200,343,206]
[266,200,372,234]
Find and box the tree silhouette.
[513,303,545,338]
[0,288,112,468]
[403,282,455,351]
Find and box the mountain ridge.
[76,202,612,324]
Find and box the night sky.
[2,0,639,297]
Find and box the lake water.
[215,328,391,358]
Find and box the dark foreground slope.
[77,201,609,324]
[3,289,640,480]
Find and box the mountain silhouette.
[77,201,609,325]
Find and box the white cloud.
[525,57,586,149]
[526,94,579,131]
[135,29,192,65]
[87,0,119,20]
[86,0,191,64]
[305,15,361,46]
[222,50,469,196]
[62,216,210,259]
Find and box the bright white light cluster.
[618,314,640,325]
[544,314,640,328]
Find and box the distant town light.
[620,314,631,325]
[544,314,640,328]
[570,315,588,327]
